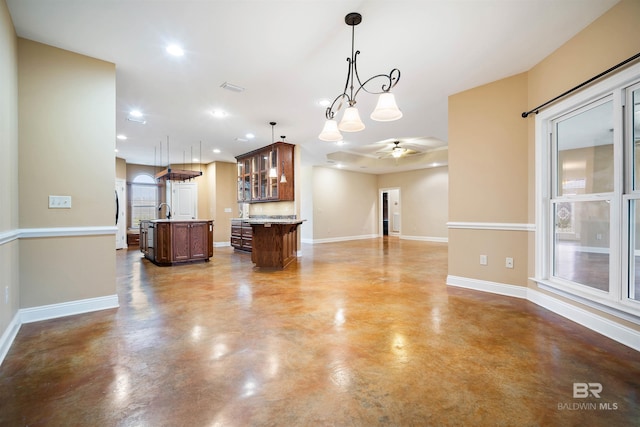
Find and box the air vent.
[127,116,146,124]
[220,82,245,92]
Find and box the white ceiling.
[7,0,619,174]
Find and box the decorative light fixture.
[319,12,402,142]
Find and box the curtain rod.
[521,52,640,118]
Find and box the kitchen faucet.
[158,203,172,219]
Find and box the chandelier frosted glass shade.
[370,92,403,122]
[318,119,343,142]
[338,107,366,132]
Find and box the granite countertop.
[244,218,305,225]
[233,216,304,225]
[148,219,214,223]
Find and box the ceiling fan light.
[318,119,344,142]
[391,147,405,158]
[370,92,403,122]
[338,107,366,132]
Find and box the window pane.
[556,100,614,196]
[553,200,610,292]
[130,183,157,228]
[629,200,640,301]
[634,88,640,190]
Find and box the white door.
[115,179,127,249]
[171,182,198,220]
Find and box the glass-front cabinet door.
[235,141,294,203]
[237,162,244,201]
[243,158,251,201]
[259,152,268,200]
[251,156,259,200]
[270,146,279,199]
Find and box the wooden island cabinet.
[140,219,213,266]
[245,219,303,269]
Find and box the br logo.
[573,383,602,398]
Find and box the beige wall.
[18,38,116,308]
[311,166,378,240]
[115,157,126,180]
[0,0,19,345]
[448,73,529,285]
[378,166,449,240]
[449,73,529,223]
[209,161,237,245]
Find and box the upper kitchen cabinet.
[236,142,294,203]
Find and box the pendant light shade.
[370,92,403,122]
[338,107,366,132]
[318,119,343,142]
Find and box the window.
[129,174,158,229]
[536,62,640,319]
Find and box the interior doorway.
[380,188,400,237]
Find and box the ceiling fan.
[376,141,420,159]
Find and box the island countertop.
[239,218,305,225]
[149,219,214,223]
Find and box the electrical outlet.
[506,257,514,269]
[480,255,488,265]
[48,195,72,209]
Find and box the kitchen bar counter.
[234,217,303,269]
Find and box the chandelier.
[318,12,402,142]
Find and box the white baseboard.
[528,288,640,352]
[446,275,528,298]
[303,234,378,244]
[401,235,448,243]
[214,241,231,248]
[0,313,21,367]
[446,275,639,352]
[0,294,119,366]
[20,294,119,324]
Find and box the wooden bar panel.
[250,222,300,269]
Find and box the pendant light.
[319,12,402,142]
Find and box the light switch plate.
[49,195,72,209]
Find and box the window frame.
[128,174,159,230]
[534,61,640,321]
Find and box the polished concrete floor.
[1,238,639,426]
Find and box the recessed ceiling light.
[192,158,199,162]
[335,140,344,146]
[211,110,227,118]
[213,149,221,153]
[318,99,331,107]
[166,44,184,57]
[130,109,142,117]
[246,133,255,139]
[114,148,119,153]
[116,134,127,140]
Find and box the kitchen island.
[242,218,304,269]
[140,219,213,266]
